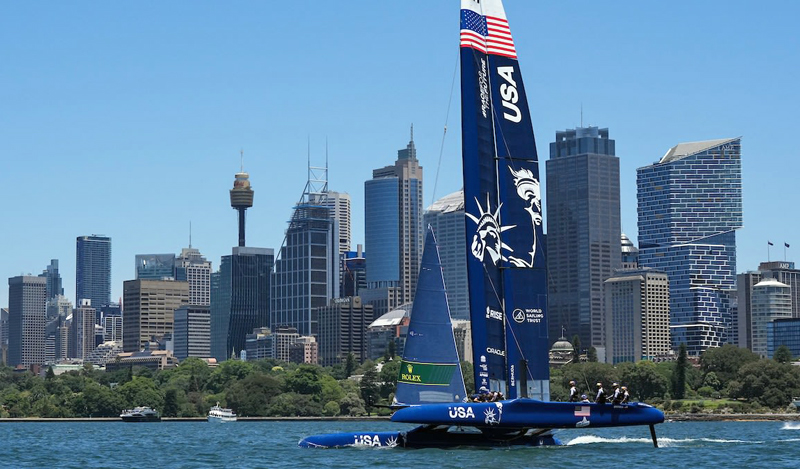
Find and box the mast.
[460,0,549,400]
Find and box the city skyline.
[2,2,799,307]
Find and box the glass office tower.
[364,129,423,307]
[76,235,112,308]
[211,247,273,361]
[637,137,742,355]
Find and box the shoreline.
[1,414,799,422]
[667,413,800,422]
[0,416,392,423]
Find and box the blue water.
[0,420,798,468]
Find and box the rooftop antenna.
[240,148,244,172]
[580,103,583,128]
[189,221,192,249]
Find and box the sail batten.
[460,0,549,400]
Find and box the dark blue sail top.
[394,226,467,405]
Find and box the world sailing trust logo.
[467,166,541,268]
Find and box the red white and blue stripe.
[460,8,517,59]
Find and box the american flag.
[574,406,591,417]
[460,9,517,59]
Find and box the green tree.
[571,335,581,363]
[225,373,283,416]
[736,360,800,408]
[461,360,474,396]
[702,371,721,391]
[360,367,380,415]
[339,392,366,416]
[162,389,179,417]
[285,365,325,397]
[267,392,322,417]
[319,374,345,403]
[673,343,688,399]
[774,345,793,364]
[344,353,357,378]
[81,382,125,417]
[323,400,340,416]
[621,361,668,401]
[586,347,598,363]
[388,340,396,359]
[378,359,400,399]
[116,376,164,410]
[205,360,254,393]
[563,362,617,395]
[700,344,759,384]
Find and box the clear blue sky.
[1,1,798,308]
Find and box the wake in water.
[564,435,762,447]
[781,422,800,430]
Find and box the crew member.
[595,382,607,404]
[611,382,623,404]
[620,386,630,404]
[580,394,590,403]
[568,380,579,402]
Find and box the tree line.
[0,345,798,418]
[551,344,800,412]
[0,355,400,418]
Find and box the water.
[0,420,797,468]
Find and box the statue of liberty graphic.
[507,167,541,268]
[466,194,516,266]
[466,167,541,269]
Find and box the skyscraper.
[39,259,63,301]
[364,128,423,307]
[136,254,175,280]
[173,305,211,361]
[122,278,189,353]
[175,247,212,307]
[73,299,97,360]
[604,268,671,364]
[272,164,337,337]
[750,278,791,358]
[321,190,351,255]
[316,296,373,366]
[8,276,47,367]
[341,246,367,298]
[76,235,111,308]
[135,254,177,280]
[211,163,272,361]
[211,247,273,361]
[423,190,468,320]
[546,126,621,351]
[737,261,800,350]
[637,137,742,355]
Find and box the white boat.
[120,406,161,422]
[208,402,237,422]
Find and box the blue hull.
[299,399,663,448]
[391,398,664,429]
[298,424,561,449]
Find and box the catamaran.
[299,0,664,448]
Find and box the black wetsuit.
[595,388,607,404]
